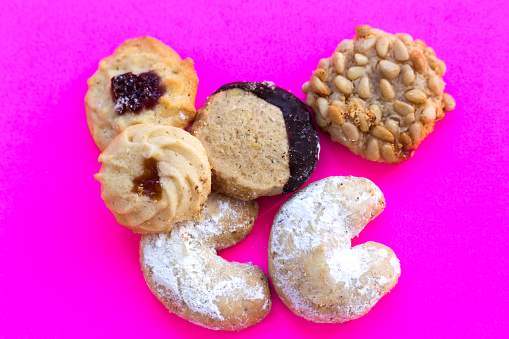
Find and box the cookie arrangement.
[86,25,454,330]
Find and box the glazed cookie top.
[140,193,271,331]
[303,25,455,163]
[190,82,319,200]
[95,124,211,233]
[269,176,401,323]
[85,37,198,151]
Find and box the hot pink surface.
[0,0,508,337]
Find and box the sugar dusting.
[141,195,269,329]
[269,176,401,322]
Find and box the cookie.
[190,81,319,200]
[85,37,198,151]
[268,176,401,323]
[303,25,456,163]
[140,193,271,331]
[94,124,211,233]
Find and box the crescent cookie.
[85,37,198,151]
[268,176,401,323]
[94,124,211,233]
[140,193,271,331]
[190,81,319,200]
[303,25,456,163]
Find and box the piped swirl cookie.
[85,37,198,151]
[140,193,271,330]
[268,176,401,323]
[190,81,319,200]
[95,124,211,233]
[303,25,456,163]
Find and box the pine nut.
[357,76,370,99]
[400,132,412,151]
[396,33,413,45]
[347,66,364,80]
[379,60,401,79]
[366,138,380,161]
[394,100,415,116]
[371,125,395,142]
[415,39,426,48]
[355,53,369,66]
[379,79,395,100]
[369,104,382,125]
[328,105,344,125]
[402,65,415,85]
[305,93,316,106]
[428,76,443,95]
[337,39,353,53]
[404,113,416,125]
[350,97,364,109]
[421,105,436,123]
[355,37,376,53]
[443,93,456,111]
[315,114,327,127]
[405,89,427,103]
[376,37,389,57]
[342,122,360,141]
[302,81,310,93]
[318,58,330,69]
[316,97,329,118]
[358,112,370,132]
[410,50,427,73]
[409,122,423,143]
[334,75,353,95]
[313,68,327,82]
[393,39,409,61]
[355,25,371,38]
[436,60,446,76]
[329,92,342,101]
[330,127,348,144]
[310,76,330,96]
[333,52,346,74]
[385,119,399,136]
[381,143,397,163]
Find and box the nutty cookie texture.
[140,193,271,331]
[268,176,401,323]
[190,81,319,201]
[85,37,198,151]
[95,124,211,233]
[303,25,456,163]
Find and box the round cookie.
[85,37,198,151]
[94,124,211,233]
[268,176,401,323]
[190,81,319,201]
[140,193,271,331]
[303,25,456,163]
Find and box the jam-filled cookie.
[269,176,401,323]
[94,124,211,233]
[190,81,319,201]
[303,25,455,163]
[85,37,198,150]
[140,193,271,330]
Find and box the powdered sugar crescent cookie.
[140,193,271,331]
[268,176,401,323]
[190,82,319,200]
[85,37,198,151]
[303,25,456,163]
[94,124,211,233]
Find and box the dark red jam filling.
[131,158,162,201]
[111,71,165,114]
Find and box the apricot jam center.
[132,158,162,201]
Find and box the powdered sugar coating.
[140,193,271,330]
[268,176,401,323]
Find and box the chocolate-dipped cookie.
[189,81,319,201]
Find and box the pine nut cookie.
[303,25,456,163]
[268,176,401,323]
[85,37,198,151]
[140,193,271,331]
[95,124,211,233]
[189,81,319,201]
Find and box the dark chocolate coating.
[214,82,319,193]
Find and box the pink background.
[0,0,508,337]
